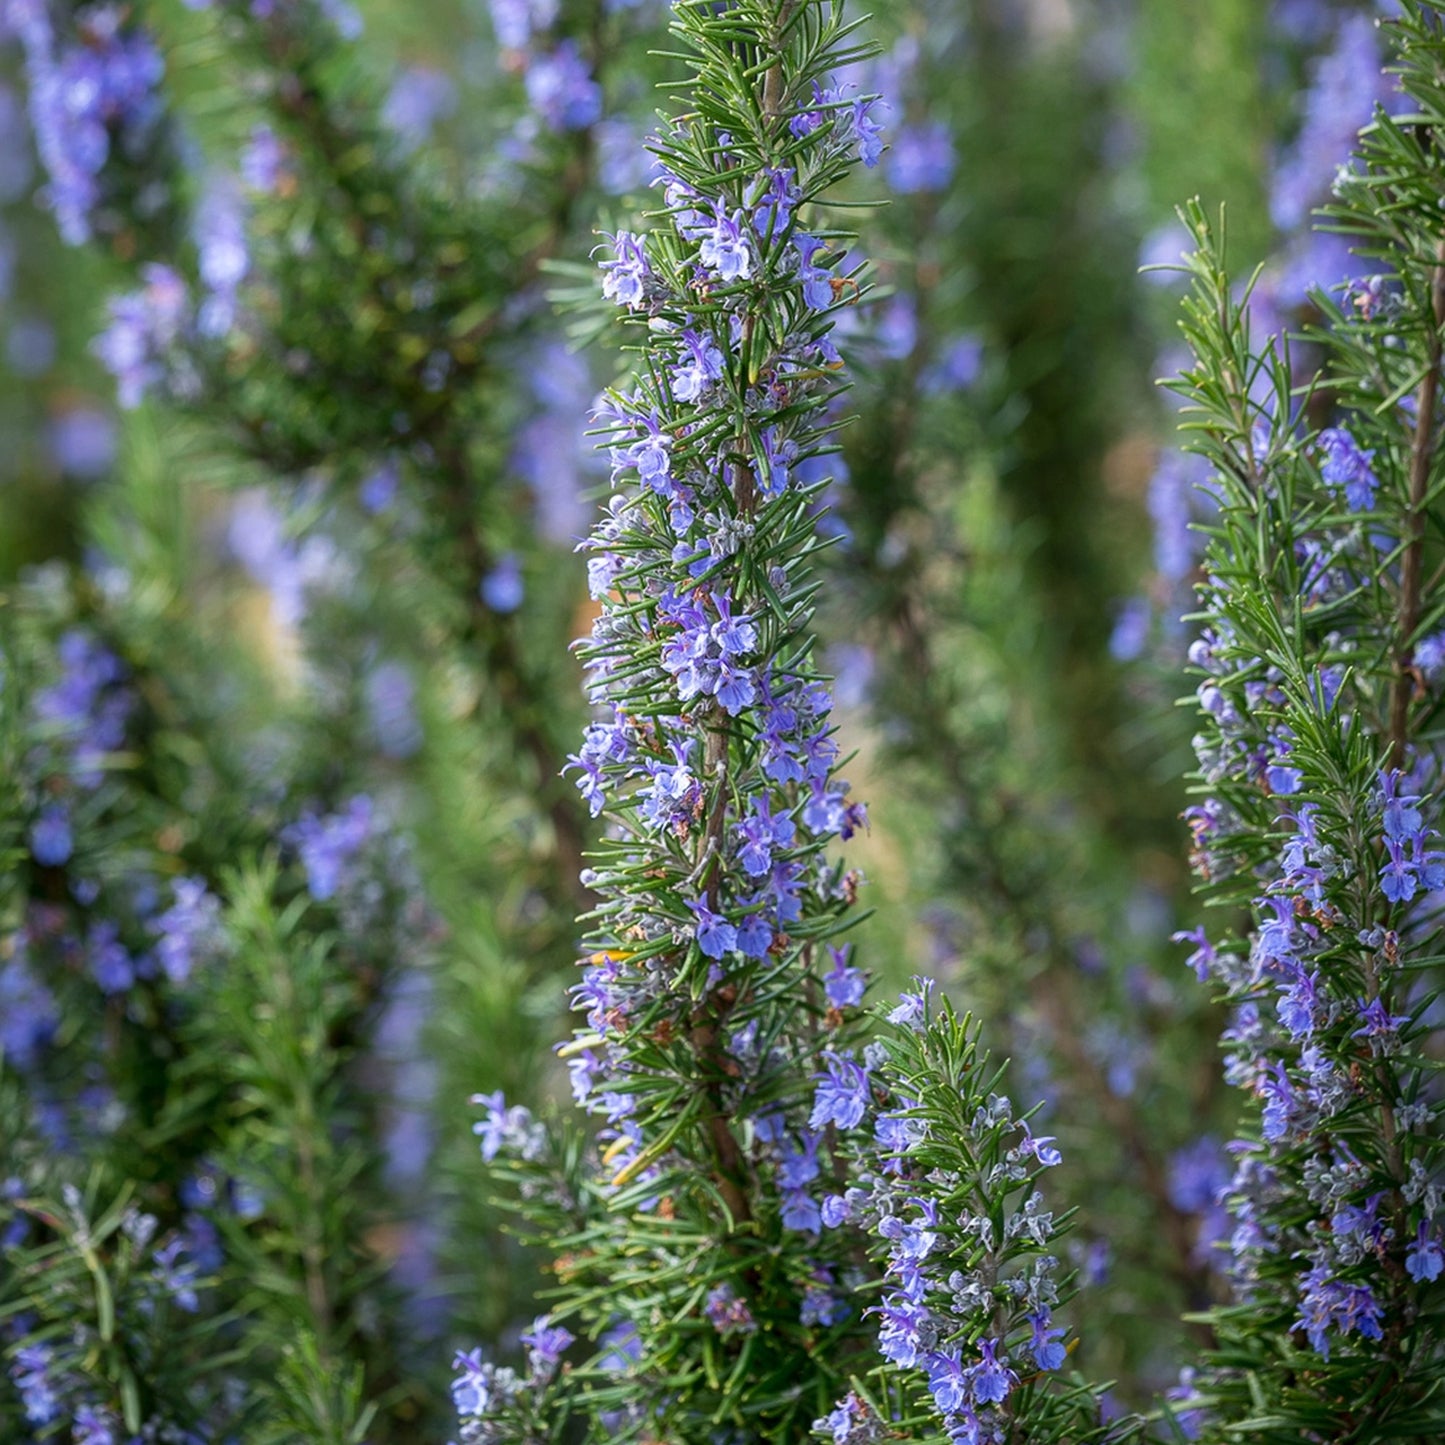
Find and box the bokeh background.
[0,0,1402,1438]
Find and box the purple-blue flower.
[887,121,952,193]
[481,553,525,613]
[689,898,738,959]
[1406,1224,1444,1283]
[153,876,225,985]
[288,795,374,900]
[1318,426,1379,511]
[521,1315,575,1375]
[670,328,726,402]
[524,41,601,131]
[822,946,865,1009]
[29,803,72,866]
[1028,1311,1067,1371]
[809,1050,871,1131]
[93,264,190,409]
[600,230,650,309]
[10,1342,59,1424]
[697,201,753,282]
[241,123,287,193]
[968,1337,1016,1405]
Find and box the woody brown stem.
[1388,236,1445,769]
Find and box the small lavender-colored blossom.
[1292,1262,1384,1359]
[29,803,72,866]
[382,66,457,151]
[471,1089,546,1163]
[1017,1123,1062,1168]
[888,977,933,1031]
[809,1051,871,1131]
[1027,1311,1067,1371]
[0,954,58,1072]
[597,1319,643,1372]
[36,629,131,784]
[1109,596,1151,662]
[697,201,753,282]
[595,118,652,193]
[736,794,792,876]
[624,414,673,494]
[751,166,797,236]
[599,230,651,309]
[1148,446,1212,584]
[241,123,287,193]
[852,95,884,166]
[887,122,952,193]
[1352,996,1410,1055]
[1276,966,1324,1039]
[794,234,835,310]
[1380,769,1424,841]
[689,898,738,959]
[7,315,57,376]
[875,295,916,360]
[524,41,601,131]
[89,920,135,994]
[195,175,250,338]
[1414,630,1445,680]
[704,1282,757,1335]
[359,458,400,513]
[228,489,349,629]
[1317,426,1379,510]
[1272,15,1394,233]
[489,0,559,49]
[365,660,423,758]
[288,795,374,900]
[921,333,984,395]
[968,1337,1016,1405]
[1258,1060,1297,1143]
[93,264,190,409]
[790,82,883,166]
[1379,829,1445,904]
[451,1347,496,1416]
[73,1405,119,1445]
[800,1280,848,1326]
[153,877,226,984]
[822,946,865,1009]
[875,1293,930,1367]
[521,1315,574,1375]
[781,1187,822,1233]
[47,405,117,479]
[814,1392,881,1445]
[1406,1224,1444,1283]
[481,553,525,612]
[152,1236,201,1311]
[11,1342,60,1424]
[17,4,166,244]
[670,328,726,402]
[924,1348,969,1414]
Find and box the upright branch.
[459,3,1124,1445]
[1160,11,1445,1423]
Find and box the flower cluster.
[1165,66,1445,1419]
[2,1190,230,1441]
[488,0,601,145]
[8,0,167,244]
[811,993,1089,1445]
[457,1,905,1436]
